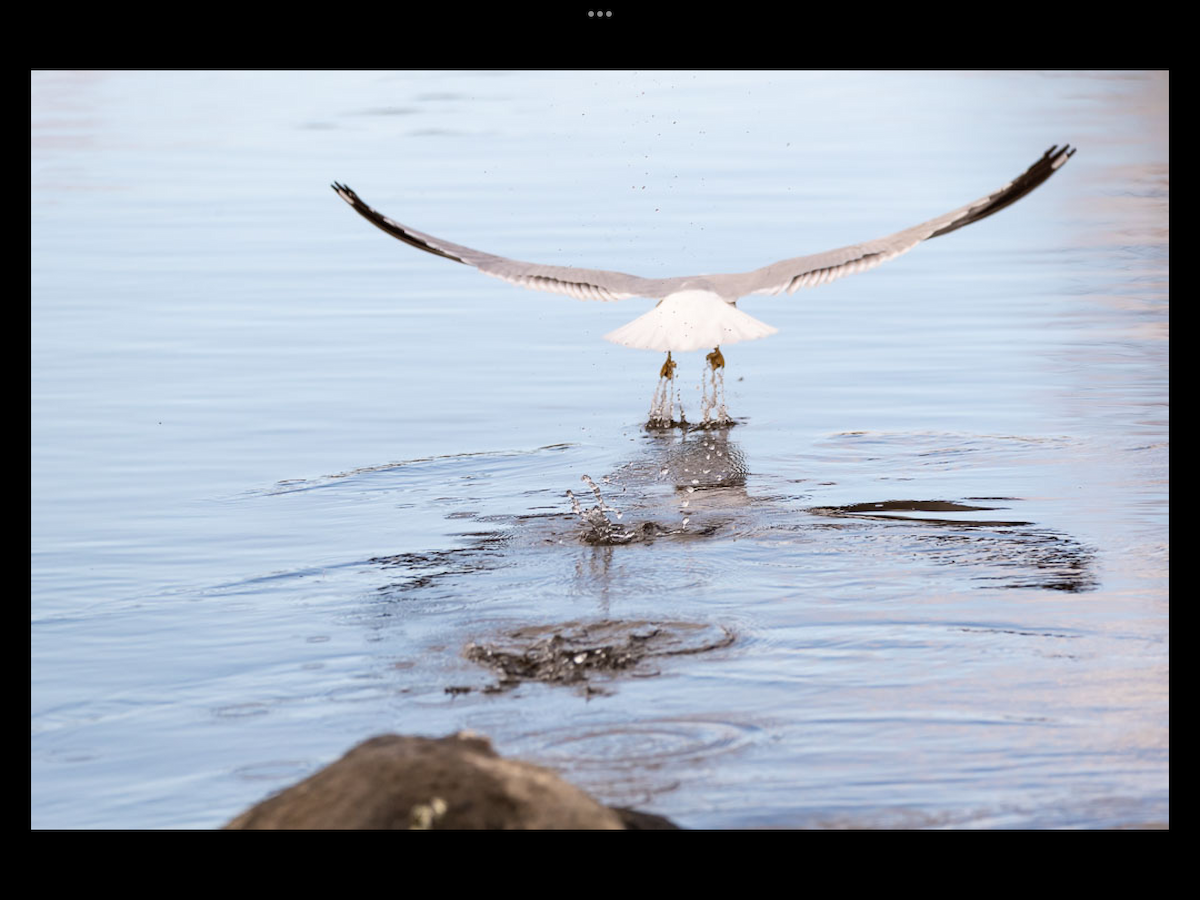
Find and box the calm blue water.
[31,71,1168,829]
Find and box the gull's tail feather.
[604,290,779,353]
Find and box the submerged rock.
[465,619,736,694]
[224,732,678,830]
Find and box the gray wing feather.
[332,144,1073,305]
[730,144,1076,298]
[332,182,661,301]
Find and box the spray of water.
[700,364,731,428]
[648,355,732,430]
[648,369,685,429]
[567,475,642,544]
[567,428,749,544]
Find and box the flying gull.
[332,145,1074,378]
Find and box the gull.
[332,145,1074,381]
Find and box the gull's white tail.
[603,290,778,353]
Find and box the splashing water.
[700,364,731,428]
[566,430,750,544]
[566,475,642,545]
[648,359,732,430]
[565,469,690,545]
[648,370,685,429]
[580,474,622,520]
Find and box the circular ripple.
[529,716,763,770]
[519,716,766,806]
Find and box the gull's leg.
[659,351,677,380]
[701,346,730,426]
[649,351,679,428]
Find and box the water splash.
[700,364,731,428]
[581,474,622,520]
[464,619,737,694]
[567,470,683,544]
[565,430,751,544]
[567,475,643,545]
[648,357,732,430]
[648,371,686,429]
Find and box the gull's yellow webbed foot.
[706,346,725,370]
[659,351,677,380]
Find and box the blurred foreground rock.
[225,732,678,830]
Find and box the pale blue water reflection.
[32,71,1167,828]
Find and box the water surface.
[31,70,1168,828]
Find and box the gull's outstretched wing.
[332,182,667,302]
[718,144,1076,299]
[334,145,1074,307]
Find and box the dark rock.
[224,732,678,830]
[465,619,735,693]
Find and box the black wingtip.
[1050,144,1076,163]
[332,182,359,204]
[1043,144,1078,165]
[925,143,1077,240]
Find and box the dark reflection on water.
[363,427,1099,611]
[565,427,752,544]
[810,499,1097,592]
[363,426,1098,693]
[372,533,511,599]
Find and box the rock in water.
[224,732,676,830]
